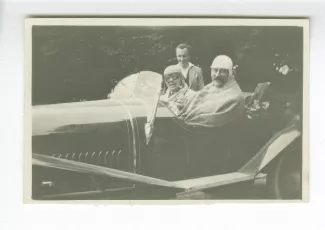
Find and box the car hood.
[32,98,147,136]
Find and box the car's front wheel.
[267,144,302,200]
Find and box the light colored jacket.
[186,65,205,91]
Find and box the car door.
[140,102,188,181]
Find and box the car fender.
[239,124,301,175]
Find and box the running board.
[33,154,260,195]
[173,172,255,192]
[33,153,184,190]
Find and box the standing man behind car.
[176,43,205,91]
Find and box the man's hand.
[175,96,185,110]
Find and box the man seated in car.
[160,65,196,115]
[178,55,245,128]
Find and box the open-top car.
[31,71,303,200]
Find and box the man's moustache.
[212,77,224,82]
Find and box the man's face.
[176,48,190,67]
[211,68,230,87]
[165,73,182,91]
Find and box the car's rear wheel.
[267,145,302,200]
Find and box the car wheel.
[268,145,302,200]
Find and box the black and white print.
[25,18,309,202]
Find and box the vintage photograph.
[25,18,309,202]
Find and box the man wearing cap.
[179,55,245,128]
[160,65,196,115]
[176,43,205,91]
[205,55,242,92]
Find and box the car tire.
[266,144,302,200]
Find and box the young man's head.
[176,43,192,68]
[210,55,233,88]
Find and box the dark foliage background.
[32,26,303,106]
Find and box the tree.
[32,26,303,105]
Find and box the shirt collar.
[178,62,194,70]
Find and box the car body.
[31,71,302,200]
